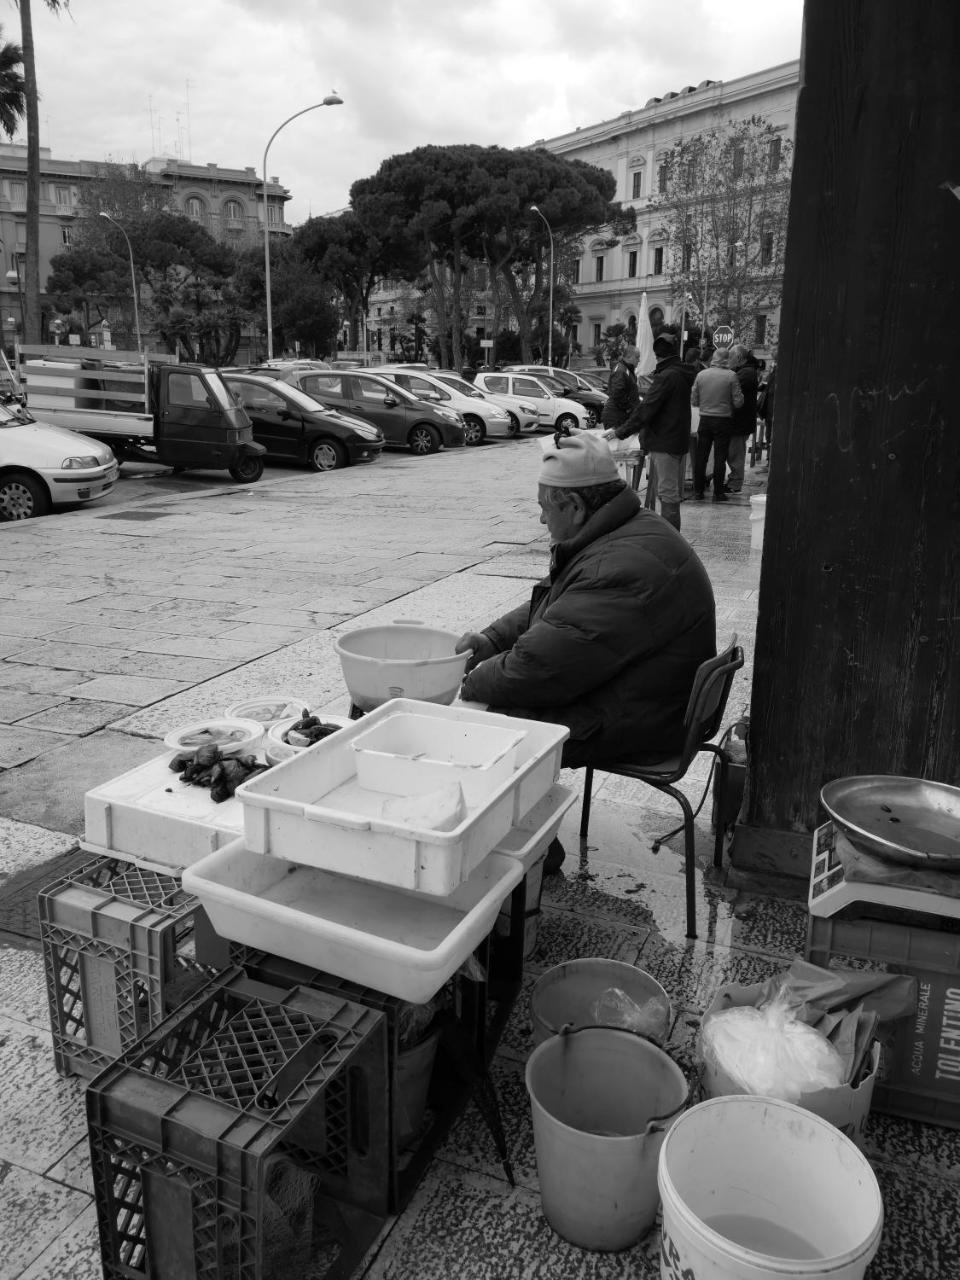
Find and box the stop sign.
[713,325,735,349]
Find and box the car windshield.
[276,381,339,411]
[0,401,30,426]
[435,375,485,399]
[534,374,566,394]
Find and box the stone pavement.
[0,439,951,1279]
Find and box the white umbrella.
[636,292,656,377]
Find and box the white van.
[376,365,513,445]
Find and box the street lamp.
[529,204,554,367]
[263,93,343,361]
[99,212,142,355]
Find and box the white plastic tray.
[182,838,524,1003]
[236,698,569,897]
[495,785,577,872]
[82,752,247,869]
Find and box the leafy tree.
[648,115,792,347]
[18,0,67,343]
[351,144,633,366]
[0,25,24,137]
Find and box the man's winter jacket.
[600,361,640,430]
[615,354,696,455]
[460,487,716,767]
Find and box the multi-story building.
[0,143,290,342]
[535,60,799,360]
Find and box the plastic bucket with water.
[525,1026,688,1251]
[658,1094,883,1280]
[529,957,671,1046]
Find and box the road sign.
[713,325,734,348]
[479,339,494,349]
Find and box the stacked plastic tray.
[87,968,390,1280]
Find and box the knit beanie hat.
[538,432,620,488]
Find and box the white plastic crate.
[182,839,523,1003]
[236,699,569,897]
[83,753,245,870]
[350,711,525,806]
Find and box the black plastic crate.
[87,967,390,1279]
[806,911,960,1129]
[39,855,215,1078]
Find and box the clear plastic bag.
[700,990,845,1102]
[592,986,670,1041]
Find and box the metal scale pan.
[820,775,960,870]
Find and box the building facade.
[0,143,290,342]
[537,61,799,360]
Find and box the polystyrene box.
[350,711,525,807]
[182,838,524,1003]
[236,699,569,897]
[83,752,244,870]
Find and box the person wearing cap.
[690,349,744,501]
[455,433,716,871]
[604,331,696,530]
[600,343,641,432]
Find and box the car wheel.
[462,415,486,446]
[506,412,521,437]
[0,470,51,520]
[228,455,264,483]
[408,424,441,455]
[586,408,598,427]
[555,412,578,432]
[309,438,346,471]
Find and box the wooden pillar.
[738,0,960,873]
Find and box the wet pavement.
[0,439,952,1279]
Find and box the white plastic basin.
[334,622,470,712]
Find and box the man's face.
[538,484,582,544]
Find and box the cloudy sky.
[20,0,804,226]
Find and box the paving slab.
[0,726,77,768]
[0,692,66,722]
[0,1159,91,1280]
[58,674,192,704]
[13,700,135,735]
[0,729,162,835]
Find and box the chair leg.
[661,783,698,940]
[579,766,595,842]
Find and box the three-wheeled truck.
[13,345,266,483]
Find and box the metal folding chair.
[577,638,746,940]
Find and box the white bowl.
[223,694,312,727]
[266,713,353,756]
[163,717,264,758]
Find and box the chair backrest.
[677,638,745,770]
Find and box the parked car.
[472,372,590,432]
[429,371,541,436]
[222,374,383,471]
[248,367,465,455]
[0,402,118,520]
[578,367,612,394]
[503,365,606,424]
[375,365,512,445]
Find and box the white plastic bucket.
[658,1095,883,1280]
[750,494,767,549]
[334,621,469,711]
[530,957,671,1046]
[525,1027,688,1251]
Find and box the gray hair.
[539,479,626,515]
[727,344,749,369]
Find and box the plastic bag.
[592,986,671,1042]
[700,991,845,1102]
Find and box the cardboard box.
[701,982,880,1148]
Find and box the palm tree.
[0,31,25,138]
[18,0,68,343]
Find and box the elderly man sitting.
[456,433,716,872]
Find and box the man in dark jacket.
[456,433,716,870]
[605,332,695,530]
[600,344,640,432]
[726,345,759,493]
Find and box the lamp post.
[99,212,142,355]
[529,204,554,367]
[263,94,343,361]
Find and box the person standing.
[725,345,759,493]
[605,332,695,530]
[691,350,744,502]
[600,344,641,433]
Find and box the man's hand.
[602,428,617,440]
[455,631,495,674]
